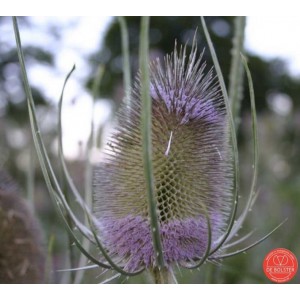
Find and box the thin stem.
[45,234,55,283]
[201,16,240,254]
[139,16,165,269]
[118,16,131,104]
[226,54,259,241]
[65,192,77,283]
[228,16,246,128]
[178,206,212,269]
[214,219,287,259]
[74,65,104,284]
[56,66,141,276]
[13,16,114,272]
[26,140,35,212]
[150,267,175,284]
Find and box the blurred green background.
[0,16,299,283]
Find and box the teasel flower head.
[0,171,46,283]
[93,43,234,273]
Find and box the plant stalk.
[150,267,176,284]
[139,16,165,269]
[228,16,246,129]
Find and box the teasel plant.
[12,16,285,284]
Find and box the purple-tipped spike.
[93,44,233,272]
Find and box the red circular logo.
[263,248,298,283]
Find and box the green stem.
[228,16,246,129]
[151,267,175,284]
[118,16,131,104]
[45,234,55,284]
[74,65,104,284]
[139,16,165,270]
[26,139,35,212]
[201,16,240,254]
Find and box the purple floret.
[100,215,214,272]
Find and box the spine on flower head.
[93,42,233,272]
[0,170,46,283]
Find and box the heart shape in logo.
[272,255,289,266]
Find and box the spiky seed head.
[93,44,233,272]
[0,171,46,283]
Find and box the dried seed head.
[0,171,46,283]
[93,44,233,271]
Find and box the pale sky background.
[3,16,300,158]
[246,16,300,76]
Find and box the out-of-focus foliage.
[90,17,300,112]
[0,16,299,283]
[0,16,75,284]
[0,17,54,184]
